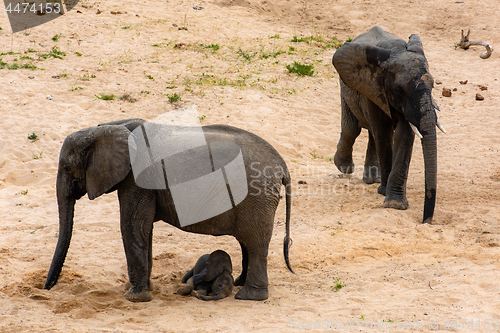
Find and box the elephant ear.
[407,34,425,55]
[333,42,392,118]
[86,125,132,200]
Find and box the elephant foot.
[363,166,381,184]
[124,287,152,302]
[377,184,387,196]
[125,280,153,291]
[177,285,193,296]
[383,196,408,210]
[234,274,246,287]
[334,153,354,174]
[235,285,268,301]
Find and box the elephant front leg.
[363,132,381,184]
[384,119,415,210]
[119,190,156,302]
[334,99,362,175]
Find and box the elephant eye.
[396,87,404,95]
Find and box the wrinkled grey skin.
[177,250,234,301]
[332,26,439,223]
[44,118,293,302]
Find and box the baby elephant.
[177,250,234,301]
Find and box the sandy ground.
[0,0,499,331]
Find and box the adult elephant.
[44,118,293,302]
[332,26,445,224]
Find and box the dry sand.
[0,0,499,331]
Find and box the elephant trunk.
[419,106,437,224]
[44,182,77,290]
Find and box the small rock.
[478,84,488,91]
[46,95,52,100]
[174,42,186,48]
[77,10,82,13]
[298,180,307,184]
[442,88,452,97]
[453,88,457,91]
[178,26,188,31]
[52,75,60,79]
[459,80,468,84]
[435,80,442,85]
[28,76,34,79]
[476,93,484,101]
[172,23,178,27]
[96,9,102,14]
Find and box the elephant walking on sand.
[44,118,293,302]
[332,26,445,223]
[177,250,234,301]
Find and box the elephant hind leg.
[234,236,270,301]
[234,250,268,301]
[363,132,381,184]
[234,241,248,286]
[334,98,362,174]
[181,268,194,283]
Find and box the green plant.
[291,159,307,166]
[270,34,280,39]
[39,46,66,60]
[33,151,43,159]
[28,133,38,141]
[260,50,284,59]
[75,51,83,56]
[200,43,220,52]
[237,48,257,62]
[331,278,346,292]
[21,189,28,195]
[122,25,132,29]
[146,74,154,80]
[310,149,323,160]
[96,93,116,100]
[152,43,164,47]
[52,33,62,42]
[167,93,182,103]
[286,61,314,76]
[196,115,206,121]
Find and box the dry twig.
[455,29,493,59]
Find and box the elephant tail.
[282,168,294,274]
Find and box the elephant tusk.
[432,97,441,112]
[410,123,423,139]
[436,120,446,134]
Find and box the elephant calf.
[177,250,234,301]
